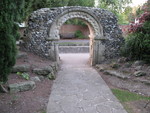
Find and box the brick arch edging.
[47,8,104,41]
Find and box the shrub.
[122,21,150,62]
[0,0,24,84]
[74,30,86,39]
[128,12,150,33]
[122,0,150,63]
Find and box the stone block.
[9,81,36,93]
[30,76,41,82]
[133,61,145,66]
[110,63,120,69]
[134,71,146,77]
[16,52,27,59]
[124,63,132,68]
[12,64,31,73]
[33,66,53,76]
[135,66,142,71]
[95,65,105,72]
[104,70,130,79]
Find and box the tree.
[24,0,34,20]
[142,0,150,12]
[122,0,150,62]
[97,0,132,24]
[31,0,52,10]
[30,0,94,12]
[67,0,94,7]
[0,0,25,88]
[98,0,132,14]
[49,0,70,7]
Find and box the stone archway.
[25,6,124,65]
[48,10,104,65]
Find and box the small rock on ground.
[12,64,31,73]
[104,70,130,79]
[30,76,41,82]
[16,52,27,59]
[33,66,53,76]
[9,81,36,93]
[47,72,56,80]
[134,71,146,77]
[133,61,145,66]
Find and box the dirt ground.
[0,52,53,113]
[97,59,150,113]
[0,50,150,113]
[99,71,150,113]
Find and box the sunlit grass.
[111,88,150,103]
[111,88,150,113]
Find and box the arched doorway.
[26,7,124,65]
[47,9,104,65]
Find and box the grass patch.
[111,88,150,113]
[111,88,150,103]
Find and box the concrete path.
[47,53,127,113]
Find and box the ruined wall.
[25,6,124,64]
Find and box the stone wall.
[24,6,124,65]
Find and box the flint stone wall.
[25,6,124,64]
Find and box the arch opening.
[48,11,104,65]
[58,18,94,65]
[60,18,90,39]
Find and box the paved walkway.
[47,53,127,113]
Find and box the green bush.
[122,21,150,62]
[65,19,87,27]
[17,72,30,80]
[74,30,86,39]
[0,0,24,84]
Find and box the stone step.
[58,42,89,46]
[59,46,89,53]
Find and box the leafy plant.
[74,30,86,39]
[122,20,150,62]
[98,0,132,14]
[122,0,150,63]
[17,72,30,80]
[65,19,87,27]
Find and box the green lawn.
[111,88,150,113]
[111,89,150,102]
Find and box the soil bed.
[0,51,54,113]
[96,59,150,113]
